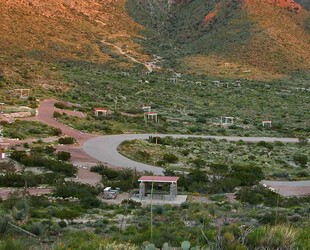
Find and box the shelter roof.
[94,108,108,111]
[138,176,179,183]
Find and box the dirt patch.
[55,108,85,118]
[99,192,131,205]
[0,188,52,200]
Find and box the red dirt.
[202,12,217,25]
[6,99,102,185]
[55,108,85,118]
[201,3,222,26]
[75,166,101,186]
[24,99,95,145]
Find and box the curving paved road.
[83,134,300,175]
[262,180,310,197]
[83,134,310,196]
[7,98,308,195]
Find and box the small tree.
[57,151,71,161]
[162,153,178,163]
[58,137,76,145]
[293,153,308,167]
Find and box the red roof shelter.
[138,176,179,201]
[94,108,110,117]
[138,176,179,183]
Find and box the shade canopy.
[138,176,179,183]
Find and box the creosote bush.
[58,137,76,145]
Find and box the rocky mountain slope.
[127,0,310,79]
[296,0,310,11]
[0,0,309,83]
[0,0,145,85]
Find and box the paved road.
[83,134,309,196]
[6,99,308,195]
[262,180,310,197]
[83,134,300,175]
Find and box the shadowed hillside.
[296,0,310,11]
[0,0,309,83]
[127,0,310,80]
[0,0,147,85]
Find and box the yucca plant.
[0,216,9,234]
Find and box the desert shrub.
[80,197,101,209]
[121,199,142,208]
[54,231,139,250]
[58,220,68,228]
[147,136,175,146]
[229,164,264,186]
[296,170,309,178]
[246,225,297,249]
[91,166,142,191]
[181,149,190,156]
[258,210,288,225]
[57,151,71,161]
[0,217,9,235]
[296,226,310,249]
[58,137,76,145]
[298,137,308,146]
[2,120,58,139]
[29,196,50,209]
[26,222,44,236]
[52,127,62,136]
[271,172,290,180]
[45,145,57,154]
[235,185,278,206]
[53,182,99,200]
[0,239,24,250]
[162,153,178,163]
[54,102,68,109]
[257,141,274,150]
[293,153,308,167]
[0,173,41,187]
[137,150,151,161]
[17,154,77,177]
[91,165,119,179]
[53,111,62,118]
[191,158,206,168]
[54,208,80,220]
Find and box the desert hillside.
[0,0,309,83]
[127,0,310,79]
[0,0,146,84]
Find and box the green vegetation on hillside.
[127,0,310,78]
[2,120,61,140]
[0,188,309,249]
[58,63,310,137]
[127,0,252,68]
[119,137,310,181]
[296,0,310,10]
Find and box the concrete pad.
[130,195,188,206]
